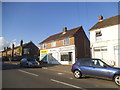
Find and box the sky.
[1,2,119,49]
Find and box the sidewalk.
[41,64,72,74]
[3,61,73,73]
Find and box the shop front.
[59,45,75,65]
[40,45,75,65]
[48,48,60,64]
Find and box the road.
[2,62,120,89]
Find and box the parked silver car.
[20,58,40,67]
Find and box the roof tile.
[90,15,120,31]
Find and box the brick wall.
[40,37,75,50]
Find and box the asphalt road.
[2,62,120,89]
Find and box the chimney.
[12,44,14,49]
[12,44,14,57]
[62,27,67,34]
[20,40,23,46]
[4,47,6,51]
[98,16,103,21]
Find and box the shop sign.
[59,46,75,51]
[40,50,48,54]
[49,48,59,53]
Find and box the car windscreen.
[27,58,35,61]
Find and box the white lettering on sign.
[49,49,59,53]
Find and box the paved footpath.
[3,61,72,73]
[41,64,72,74]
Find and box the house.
[2,40,40,61]
[39,26,90,65]
[90,15,120,67]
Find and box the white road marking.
[69,77,73,79]
[57,73,63,75]
[18,70,39,77]
[51,79,87,90]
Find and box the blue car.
[71,58,120,86]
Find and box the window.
[96,31,102,41]
[61,52,72,61]
[23,48,30,54]
[51,41,56,47]
[63,38,69,45]
[91,59,105,67]
[42,43,46,49]
[94,46,107,52]
[79,59,91,66]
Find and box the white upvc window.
[96,31,102,41]
[63,38,69,45]
[51,41,56,47]
[42,43,46,49]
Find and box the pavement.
[41,64,72,73]
[3,61,73,73]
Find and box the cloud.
[0,37,10,51]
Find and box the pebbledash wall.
[40,45,75,65]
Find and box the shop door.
[69,52,72,64]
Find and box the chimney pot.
[98,16,103,21]
[62,27,67,34]
[20,40,23,46]
[12,44,14,49]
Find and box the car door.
[90,59,111,78]
[79,59,93,76]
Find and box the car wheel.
[114,75,120,86]
[74,70,82,79]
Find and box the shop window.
[61,52,72,61]
[94,47,107,52]
[63,38,69,45]
[94,47,101,52]
[101,47,107,51]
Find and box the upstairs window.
[51,41,56,47]
[42,43,46,49]
[63,38,69,45]
[96,31,102,41]
[23,48,30,54]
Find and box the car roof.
[77,58,101,62]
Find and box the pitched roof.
[2,41,34,52]
[13,41,32,49]
[40,26,83,44]
[90,15,120,31]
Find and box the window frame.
[63,38,70,45]
[42,43,46,49]
[95,31,102,41]
[51,41,56,47]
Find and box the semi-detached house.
[39,26,90,65]
[90,15,120,67]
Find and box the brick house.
[39,26,90,65]
[2,40,40,61]
[90,15,120,67]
